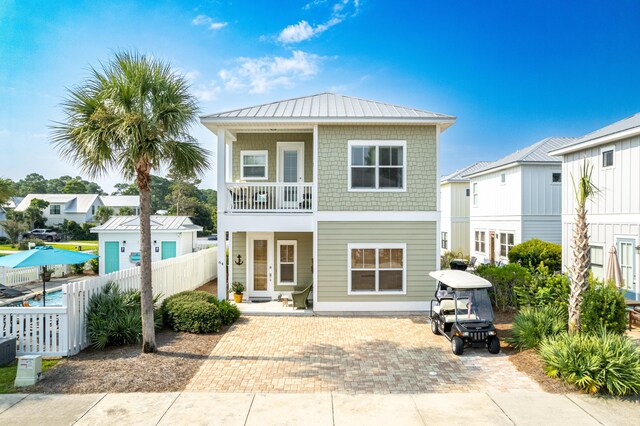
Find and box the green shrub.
[86,283,162,350]
[513,264,570,309]
[215,299,241,326]
[507,305,568,350]
[71,263,85,274]
[439,251,467,269]
[475,263,529,310]
[89,257,99,274]
[18,238,45,250]
[507,238,562,272]
[581,276,627,334]
[539,328,640,395]
[162,291,230,333]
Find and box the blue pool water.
[11,290,63,307]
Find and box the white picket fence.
[0,248,217,356]
[0,264,69,286]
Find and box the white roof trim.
[549,126,640,156]
[429,270,492,289]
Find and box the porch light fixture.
[235,254,244,265]
[636,244,640,253]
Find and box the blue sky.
[1,0,639,192]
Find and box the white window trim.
[551,172,562,184]
[347,243,407,295]
[499,232,515,259]
[277,240,297,286]
[474,230,486,254]
[600,145,615,170]
[472,182,478,207]
[240,150,269,181]
[50,204,61,215]
[500,173,506,185]
[441,232,448,250]
[347,140,407,192]
[589,244,605,279]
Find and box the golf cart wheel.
[430,319,440,335]
[451,336,464,356]
[488,336,500,354]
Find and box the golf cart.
[429,270,500,356]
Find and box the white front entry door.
[277,142,305,208]
[618,239,636,293]
[247,233,274,298]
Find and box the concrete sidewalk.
[0,391,638,426]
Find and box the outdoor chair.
[468,256,477,269]
[253,191,269,209]
[229,189,247,210]
[292,283,312,309]
[299,192,312,209]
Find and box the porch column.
[217,128,228,300]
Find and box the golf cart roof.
[429,270,492,289]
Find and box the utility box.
[0,337,16,366]
[14,355,42,387]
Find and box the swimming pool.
[8,290,64,307]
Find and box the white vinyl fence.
[0,264,69,286]
[0,248,217,356]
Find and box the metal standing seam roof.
[91,215,202,232]
[201,92,456,122]
[100,195,140,208]
[550,112,640,154]
[463,137,577,177]
[15,194,100,213]
[441,161,493,183]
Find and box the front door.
[161,241,177,260]
[618,239,636,293]
[488,231,496,264]
[248,233,274,298]
[277,142,304,208]
[104,241,120,274]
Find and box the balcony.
[226,182,313,213]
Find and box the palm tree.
[52,51,210,353]
[568,159,598,332]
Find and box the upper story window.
[552,172,562,183]
[472,182,478,206]
[499,232,515,257]
[348,243,406,294]
[601,146,614,168]
[348,140,406,191]
[241,150,268,180]
[500,173,506,184]
[91,205,96,215]
[50,204,61,215]
[465,188,470,197]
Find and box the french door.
[618,239,636,292]
[277,142,305,208]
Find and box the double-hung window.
[499,232,515,257]
[348,244,406,294]
[472,182,478,206]
[474,231,485,253]
[601,146,614,168]
[241,150,268,180]
[50,204,61,215]
[441,232,448,249]
[348,141,406,191]
[277,240,297,285]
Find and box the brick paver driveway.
[187,316,539,393]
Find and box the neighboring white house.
[0,207,6,238]
[15,194,103,226]
[549,113,640,299]
[91,215,202,275]
[100,195,140,215]
[440,162,490,257]
[465,137,575,264]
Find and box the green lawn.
[0,244,19,251]
[0,359,59,393]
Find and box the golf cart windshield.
[454,288,494,323]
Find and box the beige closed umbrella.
[606,246,624,289]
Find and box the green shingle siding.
[317,125,437,211]
[317,221,437,302]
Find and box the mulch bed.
[32,280,226,394]
[494,309,577,393]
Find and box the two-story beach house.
[15,194,103,226]
[99,195,141,215]
[440,162,490,257]
[549,113,640,298]
[202,93,455,312]
[465,137,574,264]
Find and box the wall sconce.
[235,254,244,265]
[636,245,640,253]
[155,247,159,253]
[120,247,125,253]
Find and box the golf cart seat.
[434,298,477,323]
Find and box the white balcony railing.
[226,182,313,213]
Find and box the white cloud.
[192,14,228,31]
[276,0,359,44]
[219,50,323,94]
[192,82,221,101]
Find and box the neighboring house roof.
[100,195,140,208]
[549,112,640,156]
[201,92,456,128]
[441,161,492,183]
[91,215,202,232]
[2,197,23,209]
[15,194,101,213]
[464,137,577,178]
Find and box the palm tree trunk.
[568,204,590,332]
[138,169,156,353]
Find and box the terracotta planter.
[233,293,243,303]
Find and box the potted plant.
[231,281,245,303]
